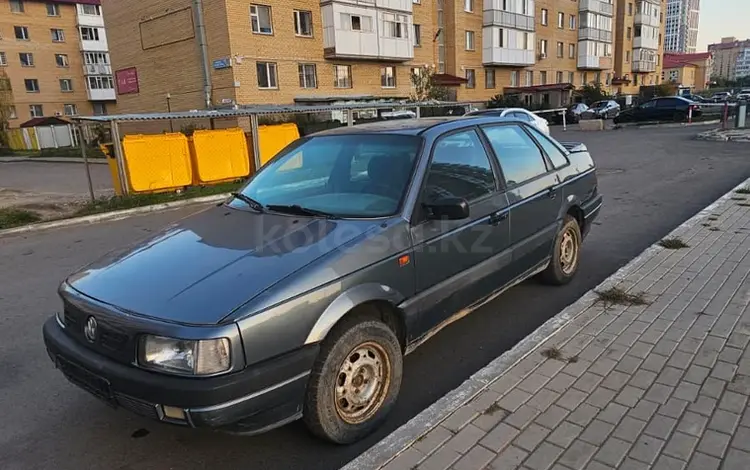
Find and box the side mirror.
[424,197,470,221]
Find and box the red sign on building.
[116,67,139,95]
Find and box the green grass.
[73,181,243,217]
[0,208,42,229]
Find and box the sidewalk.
[344,178,750,470]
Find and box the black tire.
[303,312,403,444]
[673,111,686,122]
[539,215,582,285]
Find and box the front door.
[480,123,563,277]
[409,128,512,336]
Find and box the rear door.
[480,123,563,277]
[656,98,681,120]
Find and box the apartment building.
[612,0,666,95]
[664,0,699,54]
[661,52,711,90]
[708,37,750,82]
[0,0,116,126]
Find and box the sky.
[697,0,750,51]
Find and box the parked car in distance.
[43,116,602,444]
[735,90,750,101]
[585,100,621,119]
[550,103,589,124]
[681,94,708,103]
[614,96,702,124]
[710,91,732,102]
[465,108,550,134]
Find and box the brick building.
[102,0,666,114]
[661,51,711,91]
[0,0,116,127]
[708,37,750,82]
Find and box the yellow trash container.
[189,128,251,184]
[257,123,300,167]
[121,133,192,193]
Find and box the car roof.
[312,115,527,136]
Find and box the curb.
[340,174,750,470]
[613,119,720,130]
[0,193,230,238]
[0,157,108,164]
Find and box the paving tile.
[699,377,727,399]
[536,360,566,378]
[659,397,689,419]
[567,403,600,428]
[731,426,750,452]
[443,407,480,432]
[593,436,631,467]
[585,387,617,409]
[600,371,631,391]
[672,381,701,403]
[619,458,648,470]
[505,405,542,430]
[628,434,666,465]
[688,395,717,417]
[629,369,658,390]
[557,389,589,411]
[656,367,685,387]
[723,448,750,470]
[583,461,614,470]
[612,416,648,443]
[417,446,462,470]
[710,361,738,382]
[526,389,561,412]
[467,390,503,414]
[718,390,749,414]
[579,419,615,446]
[645,383,675,405]
[547,421,583,449]
[696,429,731,458]
[662,432,699,461]
[683,365,711,384]
[573,373,605,394]
[616,355,644,375]
[684,451,720,470]
[677,411,709,437]
[413,426,455,456]
[534,404,569,430]
[382,448,425,470]
[497,389,532,413]
[445,424,487,454]
[644,414,678,440]
[615,386,646,407]
[522,443,564,470]
[707,409,741,435]
[473,407,510,433]
[518,374,552,395]
[653,455,687,470]
[514,424,551,452]
[546,373,578,394]
[588,358,618,377]
[452,445,496,470]
[488,445,528,470]
[629,399,660,422]
[557,440,598,470]
[667,351,694,370]
[479,423,520,453]
[598,403,629,425]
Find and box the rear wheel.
[303,313,402,444]
[540,215,582,285]
[673,111,686,122]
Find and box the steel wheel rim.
[560,227,579,275]
[334,341,391,424]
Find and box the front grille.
[114,393,161,420]
[100,329,128,351]
[57,356,114,405]
[63,302,136,363]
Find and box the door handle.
[548,188,558,199]
[489,211,508,225]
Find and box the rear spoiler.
[559,142,588,153]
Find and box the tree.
[654,82,678,97]
[409,65,449,102]
[0,71,14,147]
[487,94,523,109]
[577,83,610,105]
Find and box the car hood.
[66,205,379,325]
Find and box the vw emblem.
[84,316,98,343]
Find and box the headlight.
[139,335,231,376]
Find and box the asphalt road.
[1,125,749,470]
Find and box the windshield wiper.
[266,204,340,219]
[230,192,265,213]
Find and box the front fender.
[304,283,405,345]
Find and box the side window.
[657,98,679,108]
[525,126,569,168]
[641,100,657,108]
[423,129,496,202]
[482,124,549,186]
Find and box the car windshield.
[233,134,422,218]
[591,101,608,109]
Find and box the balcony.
[632,60,657,72]
[483,10,535,31]
[87,88,116,101]
[83,63,112,75]
[634,12,660,27]
[578,55,613,70]
[579,27,612,43]
[324,0,412,13]
[634,35,659,50]
[483,47,535,66]
[579,0,614,17]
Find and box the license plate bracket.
[56,356,116,407]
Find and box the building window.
[93,103,107,115]
[14,26,30,40]
[59,79,73,92]
[333,65,352,88]
[64,104,78,116]
[29,105,43,117]
[464,0,473,13]
[604,43,612,57]
[541,9,548,26]
[525,71,533,86]
[250,5,273,34]
[606,73,611,85]
[414,24,421,46]
[540,39,548,57]
[80,4,101,15]
[381,66,396,88]
[557,12,564,29]
[569,15,576,30]
[9,106,17,119]
[556,71,563,83]
[569,43,575,59]
[343,14,373,32]
[383,13,408,38]
[256,62,278,88]
[55,54,69,67]
[293,10,313,37]
[627,27,631,40]
[24,79,39,92]
[46,3,60,16]
[626,50,630,62]
[557,42,563,58]
[10,0,24,13]
[628,3,633,15]
[0,52,6,66]
[510,70,519,87]
[540,71,547,85]
[298,63,317,88]
[465,69,475,88]
[486,69,496,88]
[51,29,66,42]
[568,71,574,84]
[498,28,504,47]
[19,53,33,67]
[465,31,475,51]
[88,75,113,90]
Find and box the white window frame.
[29,105,43,118]
[25,79,39,93]
[556,71,563,83]
[569,43,575,59]
[540,39,548,57]
[84,52,110,65]
[80,27,98,41]
[557,41,563,58]
[383,13,407,38]
[47,3,60,16]
[465,69,475,89]
[570,15,576,30]
[557,12,564,29]
[64,104,78,116]
[87,75,114,90]
[465,31,475,51]
[333,65,352,88]
[55,54,69,67]
[298,63,317,88]
[51,28,65,42]
[15,26,30,40]
[250,5,273,35]
[293,10,313,37]
[381,66,396,88]
[60,78,73,92]
[464,0,473,13]
[9,105,17,119]
[79,4,101,15]
[10,0,24,13]
[510,70,518,87]
[256,62,278,89]
[486,69,496,88]
[413,24,421,46]
[19,52,34,67]
[0,52,6,66]
[526,71,533,86]
[541,9,548,26]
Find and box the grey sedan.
[43,116,602,444]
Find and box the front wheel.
[673,111,686,122]
[303,314,403,444]
[539,215,582,285]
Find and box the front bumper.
[43,316,318,434]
